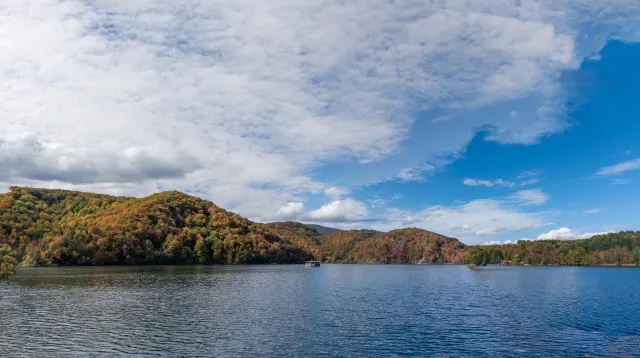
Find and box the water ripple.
[1,265,640,357]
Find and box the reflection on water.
[1,265,640,357]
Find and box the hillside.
[0,187,311,277]
[266,221,324,260]
[469,231,640,266]
[2,187,640,279]
[304,224,342,234]
[321,228,467,264]
[265,223,467,264]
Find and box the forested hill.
[265,222,467,264]
[320,228,467,264]
[304,224,343,234]
[1,187,639,279]
[0,187,469,277]
[468,231,640,267]
[0,187,312,278]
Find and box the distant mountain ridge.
[265,222,342,235]
[1,187,639,279]
[303,224,343,234]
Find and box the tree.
[194,237,209,263]
[0,245,19,279]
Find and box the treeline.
[1,187,639,279]
[467,232,640,266]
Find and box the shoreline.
[14,262,640,269]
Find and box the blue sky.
[1,1,639,244]
[292,37,640,244]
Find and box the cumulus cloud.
[0,0,637,220]
[483,227,610,245]
[324,187,350,199]
[0,133,201,184]
[308,198,369,222]
[526,227,611,241]
[463,178,515,187]
[276,202,306,220]
[508,189,550,206]
[596,158,640,176]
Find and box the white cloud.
[518,171,539,179]
[368,199,386,208]
[596,158,640,176]
[525,227,611,241]
[308,198,369,222]
[584,208,601,214]
[376,198,552,243]
[520,178,541,186]
[610,178,631,185]
[398,164,436,182]
[508,189,550,206]
[0,1,637,219]
[398,168,426,182]
[484,227,610,245]
[0,133,200,184]
[324,187,350,199]
[276,202,306,220]
[463,178,515,187]
[463,174,541,187]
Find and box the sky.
[1,0,640,244]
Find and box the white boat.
[305,260,320,267]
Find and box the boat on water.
[305,261,320,267]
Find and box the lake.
[1,265,640,357]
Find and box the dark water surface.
[2,265,640,357]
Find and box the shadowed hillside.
[304,224,342,234]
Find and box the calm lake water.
[1,265,640,357]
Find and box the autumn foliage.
[320,228,467,264]
[0,187,310,276]
[1,187,639,278]
[467,232,640,266]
